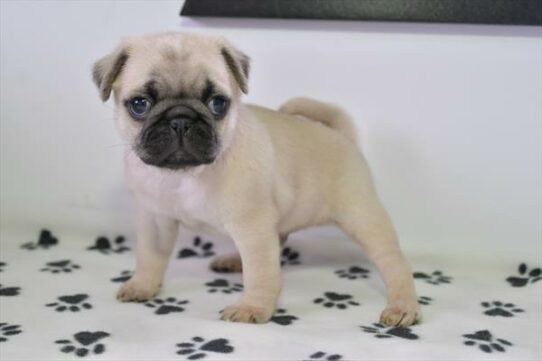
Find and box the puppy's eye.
[207,96,229,117]
[128,97,152,119]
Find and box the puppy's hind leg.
[334,196,421,327]
[210,253,243,273]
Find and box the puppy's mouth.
[136,105,219,169]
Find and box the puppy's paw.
[210,253,242,273]
[380,301,422,327]
[220,303,274,323]
[116,279,161,302]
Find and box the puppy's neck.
[124,149,208,178]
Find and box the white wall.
[1,1,541,254]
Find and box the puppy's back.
[245,104,370,232]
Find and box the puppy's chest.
[126,158,224,235]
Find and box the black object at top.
[181,0,542,26]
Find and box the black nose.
[169,118,190,134]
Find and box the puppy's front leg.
[220,219,281,323]
[117,207,179,302]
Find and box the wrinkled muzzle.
[136,102,219,169]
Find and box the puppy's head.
[92,32,249,169]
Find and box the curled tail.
[279,97,358,144]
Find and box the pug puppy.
[92,32,421,326]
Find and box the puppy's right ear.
[92,44,129,102]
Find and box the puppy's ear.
[92,44,129,102]
[220,42,250,94]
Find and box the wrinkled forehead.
[120,38,231,100]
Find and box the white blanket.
[1,227,541,360]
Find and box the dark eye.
[128,97,152,119]
[207,96,229,116]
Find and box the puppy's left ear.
[220,41,250,94]
[92,44,129,102]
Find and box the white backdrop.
[1,1,541,256]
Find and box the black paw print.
[281,247,300,266]
[21,229,58,250]
[40,260,80,274]
[55,331,110,357]
[87,236,130,254]
[463,330,512,353]
[413,270,452,285]
[306,351,343,361]
[205,279,243,294]
[46,294,93,312]
[361,323,419,340]
[506,263,541,287]
[0,323,22,342]
[335,266,370,280]
[0,262,5,272]
[176,336,234,359]
[145,297,189,315]
[314,292,360,309]
[481,301,524,317]
[178,237,215,259]
[110,270,133,283]
[0,284,21,296]
[418,296,433,305]
[270,308,298,326]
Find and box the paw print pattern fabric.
[0,229,541,360]
[144,297,189,315]
[313,292,361,309]
[177,237,215,259]
[46,294,93,312]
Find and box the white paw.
[116,279,161,302]
[380,299,422,327]
[220,302,274,324]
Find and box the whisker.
[105,143,130,149]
